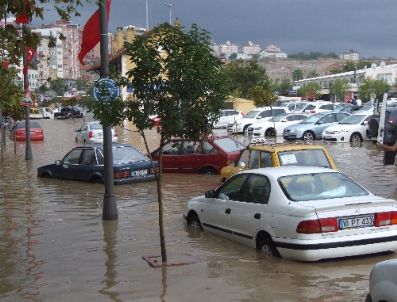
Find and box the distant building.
[294,62,397,100]
[242,41,261,56]
[260,44,287,59]
[340,49,360,61]
[219,41,239,59]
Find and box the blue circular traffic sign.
[93,78,120,102]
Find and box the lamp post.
[99,0,118,220]
[145,0,149,30]
[22,25,32,160]
[165,3,175,25]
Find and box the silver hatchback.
[75,121,118,144]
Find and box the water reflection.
[0,119,396,301]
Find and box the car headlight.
[336,129,350,134]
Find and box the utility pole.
[145,0,149,31]
[22,25,32,160]
[99,0,118,220]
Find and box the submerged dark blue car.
[38,143,158,184]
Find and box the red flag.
[23,47,36,75]
[78,0,111,65]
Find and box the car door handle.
[225,208,231,214]
[254,213,261,219]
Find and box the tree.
[123,23,227,263]
[299,82,321,101]
[292,69,303,81]
[329,79,350,102]
[274,79,292,96]
[0,66,24,120]
[307,70,318,78]
[228,53,237,60]
[358,78,390,102]
[222,59,270,99]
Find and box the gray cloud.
[38,0,397,58]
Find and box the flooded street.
[1,118,397,302]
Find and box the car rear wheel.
[40,172,52,178]
[90,175,104,183]
[200,166,217,175]
[256,232,280,257]
[350,132,362,142]
[303,131,315,141]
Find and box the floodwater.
[0,118,396,302]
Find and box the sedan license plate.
[131,170,148,177]
[338,214,374,230]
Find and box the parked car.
[250,113,308,137]
[151,136,245,174]
[367,107,397,144]
[304,101,335,115]
[75,121,118,144]
[29,108,43,119]
[37,143,157,184]
[283,111,350,141]
[220,142,337,181]
[184,166,397,261]
[40,107,54,119]
[214,109,244,129]
[291,102,311,113]
[227,107,287,134]
[322,114,374,143]
[54,106,84,119]
[366,259,397,302]
[10,120,44,141]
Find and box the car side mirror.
[237,161,246,168]
[55,160,61,165]
[281,119,287,122]
[362,121,368,125]
[316,120,323,125]
[256,116,262,119]
[75,128,81,132]
[205,190,216,198]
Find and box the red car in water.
[11,120,44,141]
[151,136,245,174]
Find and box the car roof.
[240,166,335,178]
[247,141,329,152]
[74,143,134,149]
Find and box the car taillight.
[296,217,338,234]
[374,211,397,226]
[113,171,129,179]
[88,131,93,138]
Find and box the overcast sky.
[40,0,397,58]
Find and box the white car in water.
[184,166,397,262]
[214,109,244,129]
[250,113,309,137]
[322,113,374,143]
[75,121,118,144]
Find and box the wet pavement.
[0,118,396,302]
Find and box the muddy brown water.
[0,118,396,302]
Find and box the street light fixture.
[165,3,175,25]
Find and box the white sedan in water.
[322,113,374,143]
[184,166,397,262]
[251,113,309,137]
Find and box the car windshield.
[338,114,366,125]
[294,103,308,111]
[278,172,369,202]
[112,146,148,163]
[299,113,325,124]
[16,121,41,128]
[278,149,331,168]
[244,110,260,118]
[90,122,103,130]
[214,137,245,152]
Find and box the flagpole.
[99,0,118,220]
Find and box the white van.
[40,107,54,119]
